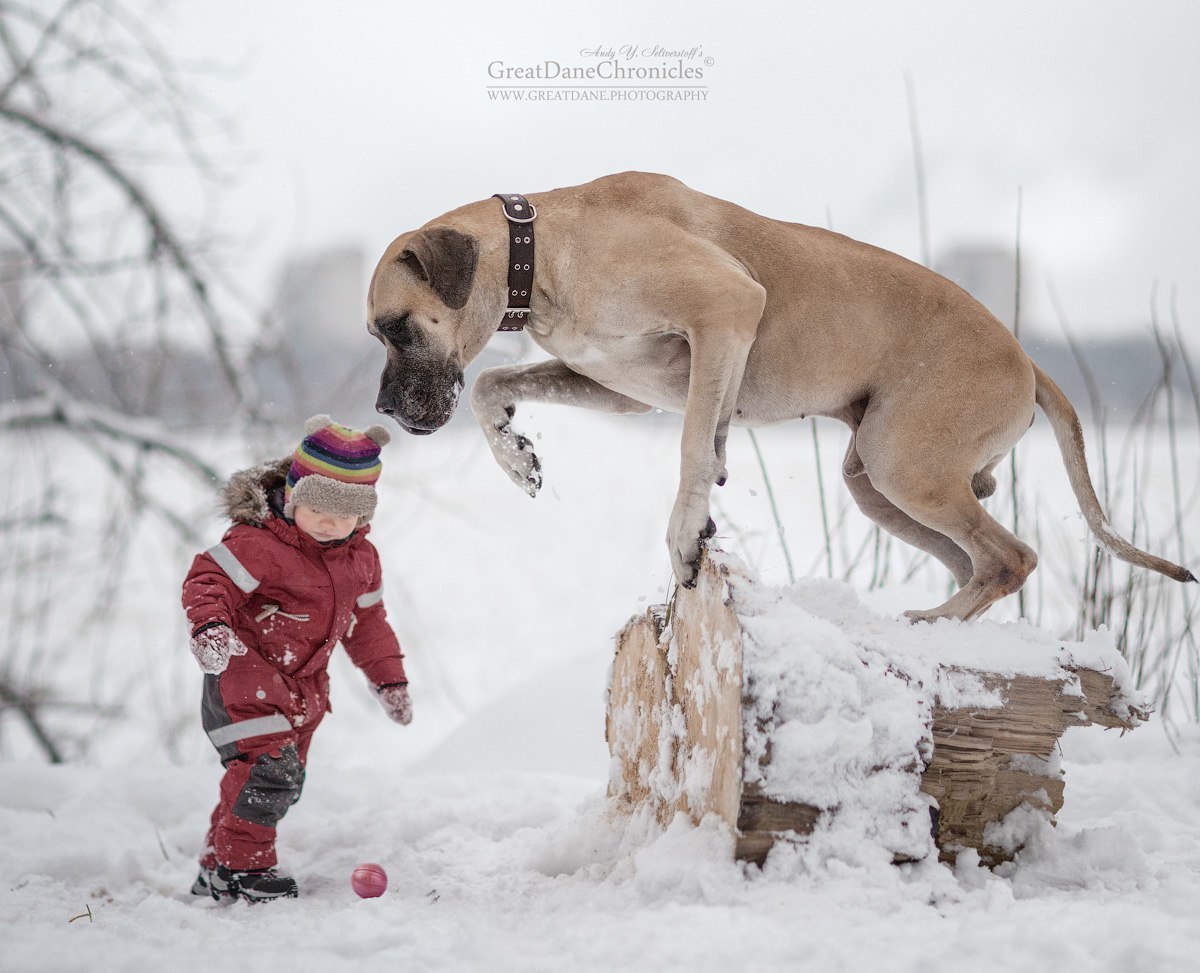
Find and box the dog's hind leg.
[832,400,972,584]
[842,459,974,587]
[861,456,1037,621]
[898,484,1036,622]
[850,360,1039,620]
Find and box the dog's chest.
[536,329,691,408]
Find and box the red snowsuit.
[181,461,407,870]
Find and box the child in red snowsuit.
[182,415,411,903]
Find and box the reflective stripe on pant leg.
[207,714,293,749]
[202,674,292,764]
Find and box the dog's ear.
[399,226,479,310]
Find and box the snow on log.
[605,546,1148,867]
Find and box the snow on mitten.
[189,623,248,674]
[375,683,412,725]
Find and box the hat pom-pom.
[364,424,391,447]
[304,414,333,435]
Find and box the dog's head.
[368,224,491,435]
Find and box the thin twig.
[903,69,931,267]
[810,418,834,578]
[0,675,63,762]
[0,395,222,485]
[747,428,795,584]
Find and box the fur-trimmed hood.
[218,457,292,527]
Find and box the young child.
[182,415,412,903]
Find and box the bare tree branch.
[0,0,273,761]
[0,394,223,484]
[1,102,258,416]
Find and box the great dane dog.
[368,172,1194,620]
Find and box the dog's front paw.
[484,416,542,497]
[667,500,716,587]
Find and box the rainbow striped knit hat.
[283,415,391,521]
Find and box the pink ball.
[351,862,388,898]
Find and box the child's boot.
[190,865,235,900]
[216,864,299,903]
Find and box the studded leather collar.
[493,193,536,332]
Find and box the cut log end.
[606,547,1146,867]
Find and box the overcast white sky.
[167,0,1199,337]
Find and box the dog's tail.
[1034,361,1195,583]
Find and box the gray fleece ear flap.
[399,226,480,310]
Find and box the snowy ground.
[2,408,1199,971]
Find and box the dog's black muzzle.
[375,364,464,436]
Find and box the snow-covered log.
[606,547,1147,867]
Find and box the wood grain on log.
[606,547,1146,867]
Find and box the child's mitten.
[374,683,413,725]
[190,623,248,674]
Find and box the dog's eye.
[376,313,413,344]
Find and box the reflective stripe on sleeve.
[357,586,383,608]
[207,542,261,594]
[206,713,293,748]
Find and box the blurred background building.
[937,243,1017,329]
[936,242,1190,424]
